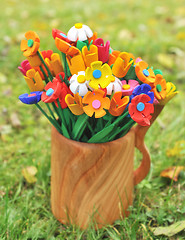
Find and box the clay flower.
[108,50,120,66]
[20,31,40,57]
[41,79,61,103]
[82,89,110,118]
[58,82,72,109]
[128,94,154,126]
[160,82,179,105]
[82,45,98,67]
[106,77,122,95]
[112,52,133,78]
[45,52,64,76]
[18,60,32,76]
[66,53,86,75]
[135,61,156,85]
[109,92,129,116]
[52,28,71,43]
[24,69,45,92]
[85,61,114,89]
[151,74,167,100]
[94,38,110,63]
[121,80,139,96]
[67,23,93,42]
[55,37,79,56]
[69,71,90,96]
[65,93,84,115]
[19,91,42,104]
[131,84,154,104]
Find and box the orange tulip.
[82,45,98,67]
[108,50,120,66]
[24,69,45,92]
[45,53,64,76]
[109,92,129,116]
[20,31,40,57]
[55,37,79,56]
[66,54,86,75]
[65,93,84,115]
[151,74,167,100]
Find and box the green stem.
[37,51,53,81]
[61,52,69,82]
[40,65,49,84]
[45,103,61,130]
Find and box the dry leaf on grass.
[160,166,184,181]
[22,166,38,183]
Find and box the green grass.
[0,0,185,239]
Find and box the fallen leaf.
[151,220,185,237]
[22,166,38,183]
[10,112,21,129]
[157,53,174,69]
[160,166,184,181]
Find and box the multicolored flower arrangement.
[18,23,178,143]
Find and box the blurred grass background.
[0,0,185,239]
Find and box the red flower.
[41,50,53,59]
[58,82,72,109]
[41,79,61,103]
[128,94,154,126]
[55,72,66,82]
[52,28,71,43]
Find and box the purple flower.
[94,38,110,63]
[18,60,31,76]
[19,91,42,104]
[131,84,154,103]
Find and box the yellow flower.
[24,69,45,92]
[159,82,178,105]
[45,53,64,76]
[85,61,114,89]
[65,93,84,115]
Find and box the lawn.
[0,0,185,239]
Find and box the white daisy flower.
[106,77,122,95]
[67,23,93,42]
[69,71,90,96]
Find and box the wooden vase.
[51,105,164,229]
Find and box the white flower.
[67,23,93,42]
[106,77,122,95]
[69,71,90,96]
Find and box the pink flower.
[121,80,139,96]
[94,38,110,63]
[18,60,31,76]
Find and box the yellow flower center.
[75,23,83,29]
[122,84,130,90]
[77,75,86,83]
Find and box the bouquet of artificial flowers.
[18,23,178,143]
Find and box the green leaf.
[151,220,185,237]
[72,114,89,140]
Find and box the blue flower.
[131,84,154,103]
[19,91,42,104]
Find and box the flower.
[24,69,45,92]
[45,52,64,76]
[41,79,61,103]
[151,74,167,100]
[26,51,42,67]
[18,60,31,76]
[69,71,90,96]
[20,31,40,57]
[106,77,122,95]
[19,91,42,104]
[55,37,79,56]
[82,89,110,118]
[112,52,133,78]
[82,45,98,67]
[94,38,110,63]
[67,23,93,42]
[66,53,86,75]
[131,83,154,104]
[65,93,84,115]
[85,61,114,89]
[52,28,71,43]
[109,92,129,116]
[128,94,154,126]
[58,82,72,109]
[121,80,139,96]
[108,50,120,66]
[135,61,155,85]
[160,82,179,105]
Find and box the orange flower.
[151,74,167,100]
[55,37,79,56]
[20,31,40,57]
[45,53,64,76]
[82,89,110,118]
[112,52,133,78]
[24,69,45,92]
[88,32,98,44]
[66,53,86,75]
[108,50,120,66]
[26,50,42,67]
[109,92,129,116]
[65,93,84,115]
[82,44,98,67]
[135,61,156,85]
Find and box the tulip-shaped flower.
[24,69,45,92]
[18,60,32,76]
[66,53,86,75]
[82,45,98,67]
[94,38,110,63]
[109,92,129,116]
[160,82,179,105]
[55,37,79,56]
[151,74,167,100]
[135,61,156,85]
[112,52,133,78]
[65,93,84,115]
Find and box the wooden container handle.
[133,104,164,185]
